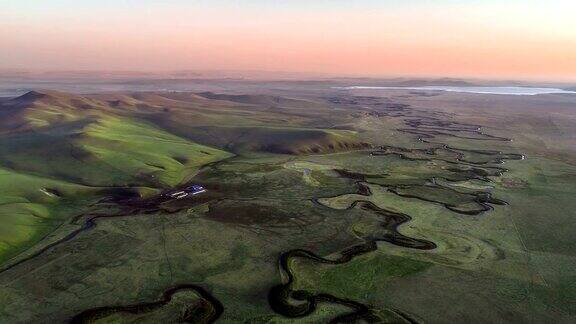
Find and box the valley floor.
[0,84,575,323]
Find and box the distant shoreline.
[335,86,576,96]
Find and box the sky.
[1,0,575,81]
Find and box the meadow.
[0,84,575,323]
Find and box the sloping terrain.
[0,167,92,263]
[0,115,231,188]
[0,89,370,266]
[142,124,370,155]
[194,92,321,109]
[216,126,371,155]
[0,91,238,264]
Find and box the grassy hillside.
[0,167,94,263]
[0,90,111,132]
[0,116,231,188]
[0,90,237,186]
[79,116,232,186]
[142,124,371,155]
[230,126,371,154]
[0,89,372,267]
[0,91,235,264]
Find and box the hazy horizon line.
[1,68,575,84]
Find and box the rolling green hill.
[0,90,372,265]
[0,91,238,263]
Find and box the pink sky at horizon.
[1,1,575,81]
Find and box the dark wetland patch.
[206,200,291,225]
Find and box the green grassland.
[0,116,231,187]
[0,89,575,323]
[0,92,235,265]
[0,167,93,264]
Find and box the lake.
[336,86,576,96]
